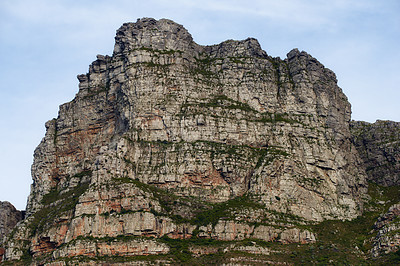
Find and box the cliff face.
[351,120,400,186]
[0,202,23,244]
[351,120,400,258]
[371,203,400,257]
[0,201,23,262]
[4,18,369,264]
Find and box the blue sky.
[1,0,399,210]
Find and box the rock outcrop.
[371,203,400,257]
[4,18,369,264]
[351,120,400,260]
[0,201,24,262]
[351,120,400,186]
[0,201,23,244]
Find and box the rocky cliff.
[0,201,23,262]
[2,18,378,264]
[371,203,400,257]
[351,120,400,186]
[351,120,400,259]
[0,202,23,244]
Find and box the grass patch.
[191,194,264,226]
[292,181,400,264]
[180,94,299,124]
[135,46,183,55]
[159,236,228,263]
[28,171,92,236]
[112,177,199,223]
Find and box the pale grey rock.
[198,221,315,244]
[279,228,316,244]
[371,203,400,257]
[231,244,271,255]
[253,225,280,242]
[52,237,169,259]
[210,220,254,241]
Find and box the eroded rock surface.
[0,201,23,262]
[351,120,400,186]
[4,18,368,264]
[371,203,400,257]
[0,201,23,244]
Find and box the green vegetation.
[112,176,198,223]
[20,247,33,264]
[254,112,298,124]
[261,209,306,226]
[82,81,111,99]
[134,46,183,55]
[7,171,94,264]
[123,136,288,175]
[296,182,400,264]
[182,94,256,113]
[144,61,172,68]
[159,236,228,262]
[112,177,273,228]
[28,170,92,236]
[384,249,400,263]
[189,55,222,86]
[10,178,400,265]
[159,236,192,262]
[158,181,399,265]
[191,194,264,226]
[41,170,92,205]
[180,94,299,124]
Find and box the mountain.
[1,18,399,265]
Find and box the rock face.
[351,120,400,186]
[0,201,23,262]
[0,201,23,244]
[4,18,368,264]
[351,120,400,259]
[371,203,400,257]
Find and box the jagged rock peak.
[204,37,267,59]
[113,18,196,54]
[113,17,267,59]
[286,48,338,83]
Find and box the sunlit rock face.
[4,18,368,263]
